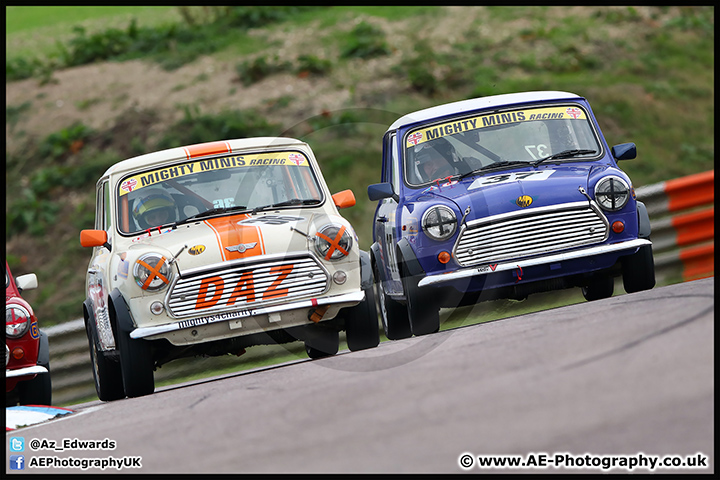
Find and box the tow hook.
[308,305,329,323]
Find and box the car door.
[87,180,115,350]
[375,132,404,296]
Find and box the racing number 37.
[195,265,293,309]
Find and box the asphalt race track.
[6,278,713,474]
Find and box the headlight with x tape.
[314,224,353,261]
[133,252,173,291]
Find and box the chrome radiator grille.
[167,254,328,317]
[453,202,609,267]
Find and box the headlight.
[133,253,173,291]
[594,176,630,211]
[315,224,353,260]
[422,205,457,241]
[6,305,31,338]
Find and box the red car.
[6,261,52,406]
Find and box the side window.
[382,132,399,193]
[94,183,104,230]
[94,181,111,232]
[390,134,400,194]
[103,181,112,233]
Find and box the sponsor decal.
[406,106,588,148]
[288,153,305,165]
[118,253,129,279]
[405,216,419,237]
[566,107,583,119]
[121,178,138,193]
[516,195,533,208]
[408,131,423,146]
[468,170,554,190]
[188,245,206,255]
[238,215,305,226]
[194,265,294,310]
[177,309,257,330]
[30,321,39,339]
[476,263,499,274]
[119,151,310,196]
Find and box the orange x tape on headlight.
[133,253,173,291]
[315,224,353,261]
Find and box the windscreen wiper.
[458,160,530,180]
[532,149,597,167]
[174,205,248,226]
[251,198,320,214]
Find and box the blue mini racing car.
[368,91,655,338]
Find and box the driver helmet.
[414,140,457,182]
[132,189,177,229]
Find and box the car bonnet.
[411,164,595,221]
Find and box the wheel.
[18,368,52,406]
[581,275,614,301]
[344,276,380,351]
[116,327,154,398]
[400,261,439,336]
[374,263,412,340]
[622,244,656,293]
[85,317,125,401]
[19,330,52,405]
[112,299,155,398]
[304,325,339,359]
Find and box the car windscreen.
[403,104,601,186]
[116,150,323,235]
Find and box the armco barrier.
[37,171,714,406]
[636,170,714,282]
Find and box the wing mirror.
[611,142,637,161]
[332,189,356,209]
[368,182,398,202]
[80,230,111,250]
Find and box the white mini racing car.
[80,137,379,400]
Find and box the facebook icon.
[10,455,25,470]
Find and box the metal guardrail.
[40,171,715,406]
[636,170,714,283]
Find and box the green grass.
[6,6,180,59]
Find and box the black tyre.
[375,264,412,340]
[85,317,125,402]
[401,262,439,336]
[622,244,656,293]
[19,330,52,405]
[581,275,614,301]
[18,369,52,406]
[345,278,380,351]
[110,297,155,398]
[304,325,340,359]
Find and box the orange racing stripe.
[183,141,232,160]
[204,214,264,261]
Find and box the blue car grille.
[453,201,609,267]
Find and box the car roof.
[102,137,310,179]
[387,91,582,132]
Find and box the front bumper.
[130,290,365,340]
[6,365,48,378]
[419,238,651,287]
